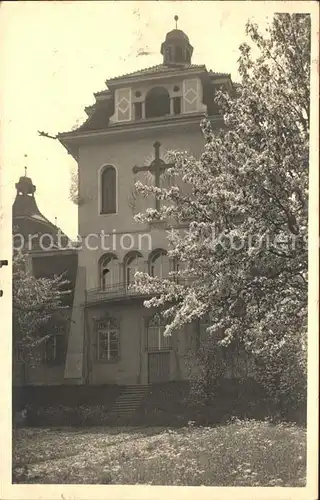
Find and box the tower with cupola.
[58,18,235,386]
[12,168,78,386]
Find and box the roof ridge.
[107,63,206,82]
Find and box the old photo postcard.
[0,1,318,499]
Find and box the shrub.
[252,329,307,417]
[26,404,112,427]
[186,339,226,407]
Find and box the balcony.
[85,278,193,306]
[85,282,151,305]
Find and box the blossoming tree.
[133,14,309,408]
[13,252,70,381]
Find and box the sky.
[0,1,282,238]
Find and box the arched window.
[100,254,119,289]
[101,165,117,214]
[149,250,170,278]
[124,251,144,287]
[145,87,170,118]
[173,259,187,283]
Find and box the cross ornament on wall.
[132,141,174,211]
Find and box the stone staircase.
[107,385,150,421]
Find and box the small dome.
[15,175,36,196]
[18,176,33,185]
[160,17,193,65]
[165,29,189,43]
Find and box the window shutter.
[115,88,132,122]
[182,78,201,113]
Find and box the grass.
[13,419,306,486]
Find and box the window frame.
[99,254,119,290]
[98,164,118,216]
[173,96,181,115]
[145,86,170,119]
[146,316,172,352]
[42,334,65,366]
[124,252,144,288]
[134,101,143,120]
[149,249,169,278]
[96,318,120,363]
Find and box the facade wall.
[14,308,72,387]
[85,301,196,385]
[24,365,65,386]
[70,118,208,385]
[77,124,205,291]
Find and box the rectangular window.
[173,97,181,115]
[147,324,172,351]
[42,334,65,365]
[98,330,119,361]
[134,102,142,120]
[165,46,172,62]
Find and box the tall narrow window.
[173,259,187,283]
[42,334,65,365]
[101,165,116,214]
[100,254,119,290]
[96,317,120,361]
[175,46,184,62]
[173,97,181,115]
[165,46,173,62]
[199,315,210,343]
[134,102,142,120]
[125,252,144,288]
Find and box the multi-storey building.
[57,21,251,387]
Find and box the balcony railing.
[85,278,193,305]
[86,282,144,304]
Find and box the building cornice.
[106,66,208,88]
[58,113,223,145]
[30,248,78,257]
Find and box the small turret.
[160,16,194,66]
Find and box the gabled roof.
[208,71,231,78]
[106,63,207,84]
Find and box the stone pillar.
[170,97,174,116]
[142,101,146,120]
[24,253,33,274]
[119,261,125,288]
[64,266,86,384]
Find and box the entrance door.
[148,352,170,383]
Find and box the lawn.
[13,419,306,486]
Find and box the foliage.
[186,336,227,406]
[25,404,114,427]
[13,422,306,485]
[133,14,309,407]
[13,252,70,366]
